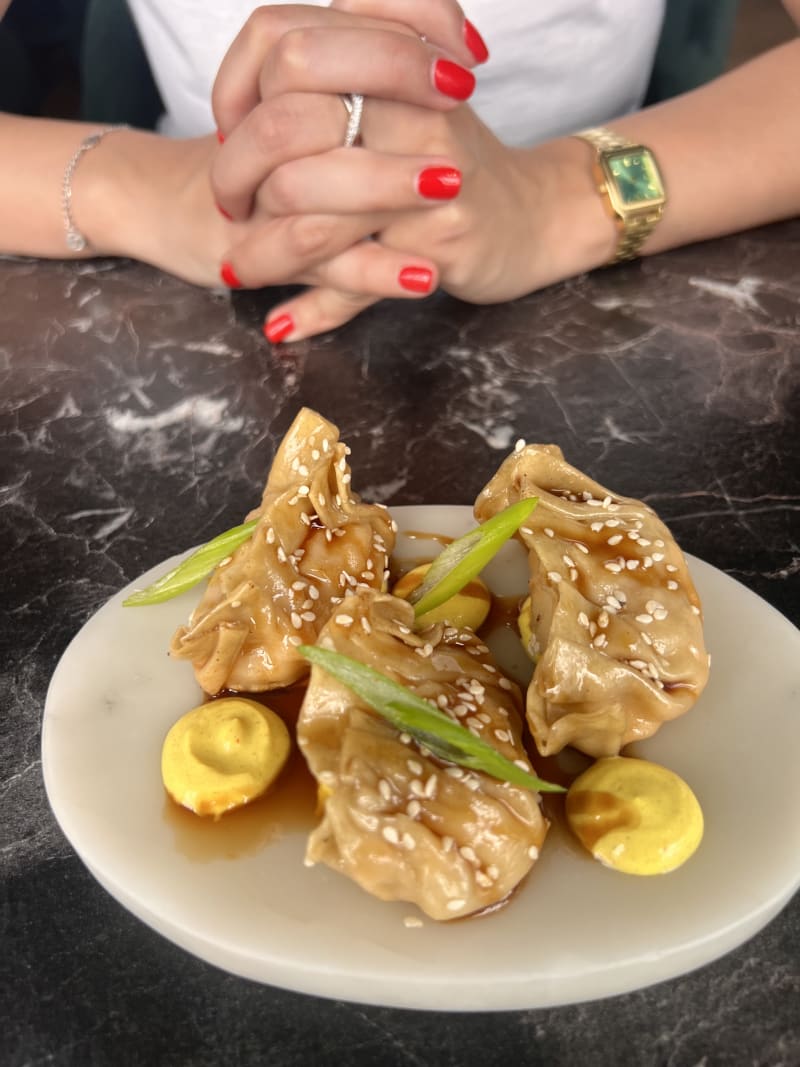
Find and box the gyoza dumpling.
[475,444,709,759]
[298,590,548,921]
[169,409,395,695]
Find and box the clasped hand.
[209,1,545,342]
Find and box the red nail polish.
[220,261,242,288]
[398,267,434,294]
[263,312,294,343]
[433,58,475,101]
[216,129,225,144]
[216,203,233,221]
[417,166,461,200]
[463,19,489,63]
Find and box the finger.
[302,240,439,299]
[262,287,381,344]
[211,92,345,220]
[218,211,385,290]
[331,0,489,66]
[258,27,475,110]
[213,5,416,136]
[259,148,461,216]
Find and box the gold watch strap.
[574,126,665,264]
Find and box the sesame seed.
[410,779,425,797]
[592,634,608,649]
[494,728,511,743]
[360,617,372,634]
[487,864,499,880]
[401,833,416,850]
[544,527,555,538]
[590,522,604,533]
[514,438,526,452]
[652,552,665,562]
[643,556,653,568]
[301,611,316,622]
[575,542,590,554]
[277,546,287,563]
[629,659,647,670]
[230,599,241,608]
[287,635,301,647]
[407,759,424,775]
[547,571,562,583]
[667,580,679,591]
[499,677,512,690]
[666,564,678,573]
[292,581,307,591]
[636,613,654,624]
[382,826,400,845]
[607,534,623,546]
[290,612,302,629]
[378,779,392,801]
[297,485,310,497]
[460,846,478,864]
[266,528,275,544]
[528,845,540,860]
[475,871,493,888]
[653,608,669,621]
[445,766,464,778]
[424,775,438,798]
[626,559,640,570]
[604,562,622,573]
[335,614,354,626]
[218,556,232,568]
[442,836,455,852]
[606,596,622,611]
[407,800,421,818]
[578,612,590,628]
[308,586,319,600]
[447,899,466,912]
[513,759,530,771]
[598,610,609,629]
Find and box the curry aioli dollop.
[161,697,290,817]
[565,756,703,875]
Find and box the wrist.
[516,137,619,286]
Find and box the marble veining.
[1,220,798,1066]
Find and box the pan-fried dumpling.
[475,444,709,759]
[298,590,547,921]
[169,409,395,694]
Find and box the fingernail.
[433,58,475,101]
[220,261,242,288]
[463,19,489,63]
[216,129,225,144]
[263,312,294,343]
[216,203,233,220]
[417,166,461,200]
[398,267,434,294]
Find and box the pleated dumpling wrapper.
[474,444,709,759]
[169,409,396,695]
[297,590,548,921]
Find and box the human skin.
[211,0,800,343]
[0,1,479,290]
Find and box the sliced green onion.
[408,497,538,619]
[299,645,564,794]
[122,518,258,606]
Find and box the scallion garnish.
[299,645,564,794]
[408,498,538,618]
[122,518,258,606]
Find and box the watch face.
[606,149,664,207]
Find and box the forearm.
[522,36,800,280]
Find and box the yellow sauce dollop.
[392,564,491,631]
[161,697,291,818]
[565,756,703,875]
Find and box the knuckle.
[264,164,299,214]
[272,27,316,84]
[288,215,338,260]
[250,103,291,157]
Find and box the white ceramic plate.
[42,506,800,1011]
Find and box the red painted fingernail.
[463,19,489,63]
[216,129,225,144]
[433,58,475,101]
[216,203,232,220]
[263,312,294,343]
[220,261,241,288]
[417,166,461,200]
[398,267,434,294]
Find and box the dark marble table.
[2,219,798,1066]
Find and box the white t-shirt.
[126,0,665,146]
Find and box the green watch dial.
[607,150,663,206]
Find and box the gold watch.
[574,126,667,263]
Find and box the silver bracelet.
[62,125,128,252]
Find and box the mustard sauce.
[392,563,492,631]
[565,756,703,875]
[161,697,291,818]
